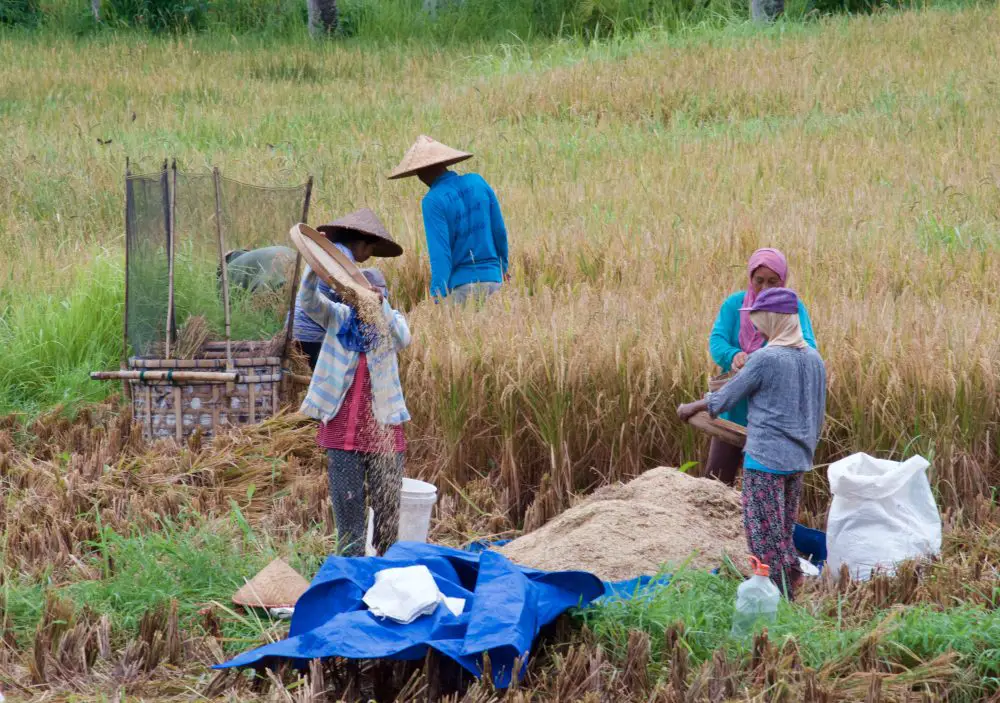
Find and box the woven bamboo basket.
[126,341,283,442]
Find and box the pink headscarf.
[738,248,789,354]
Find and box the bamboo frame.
[91,370,240,383]
[212,167,234,373]
[107,160,312,442]
[130,356,280,369]
[122,158,133,402]
[280,176,313,370]
[165,160,177,359]
[212,385,220,429]
[125,353,280,441]
[173,386,183,442]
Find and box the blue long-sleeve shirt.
[709,291,817,427]
[421,170,509,298]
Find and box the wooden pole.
[165,160,176,359]
[122,158,133,401]
[90,370,240,383]
[213,167,234,372]
[280,176,313,374]
[173,386,183,442]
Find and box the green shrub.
[1,0,42,27]
[337,0,373,36]
[344,0,743,42]
[207,0,305,33]
[103,0,209,31]
[806,0,895,15]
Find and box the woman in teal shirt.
[706,248,817,485]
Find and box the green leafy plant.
[0,0,41,27]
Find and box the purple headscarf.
[738,248,789,354]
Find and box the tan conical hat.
[388,135,473,180]
[316,208,403,258]
[232,558,310,609]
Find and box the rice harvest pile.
[3,1,1000,699]
[499,467,747,580]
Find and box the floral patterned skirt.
[742,469,804,597]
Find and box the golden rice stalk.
[174,315,211,359]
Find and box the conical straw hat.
[387,135,473,180]
[232,558,310,609]
[316,208,403,258]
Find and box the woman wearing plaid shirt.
[296,209,410,557]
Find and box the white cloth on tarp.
[362,565,467,624]
[826,453,941,581]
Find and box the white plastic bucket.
[397,478,437,543]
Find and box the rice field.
[3,3,1000,699]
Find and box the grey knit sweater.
[707,346,827,472]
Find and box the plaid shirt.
[316,354,407,453]
[297,267,411,426]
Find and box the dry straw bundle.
[174,315,212,359]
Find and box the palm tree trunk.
[751,0,783,21]
[307,0,338,36]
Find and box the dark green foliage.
[208,0,306,33]
[103,0,210,31]
[0,0,41,27]
[806,0,908,16]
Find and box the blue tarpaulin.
[219,527,828,688]
[216,542,605,688]
[793,524,827,566]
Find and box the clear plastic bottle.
[730,556,781,637]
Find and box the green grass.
[0,245,293,416]
[0,251,123,415]
[8,0,988,42]
[580,567,1000,696]
[1,509,338,651]
[8,534,1000,692]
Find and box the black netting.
[125,166,310,359]
[125,170,171,359]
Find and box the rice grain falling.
[364,309,404,556]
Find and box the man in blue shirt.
[389,135,509,304]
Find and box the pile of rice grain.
[499,467,747,581]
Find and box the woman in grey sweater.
[678,288,826,598]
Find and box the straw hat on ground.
[316,208,403,258]
[232,558,311,609]
[388,135,473,180]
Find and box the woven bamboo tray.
[708,370,738,393]
[687,411,747,448]
[288,224,380,314]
